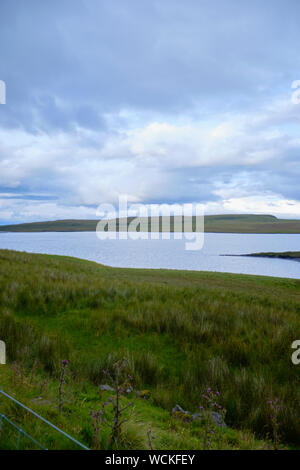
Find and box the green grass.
[0,249,299,450]
[1,214,300,233]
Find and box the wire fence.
[0,414,46,449]
[0,390,89,450]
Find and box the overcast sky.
[0,0,300,223]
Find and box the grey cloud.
[1,0,300,131]
[1,0,300,222]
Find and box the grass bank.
[244,251,300,260]
[1,214,300,233]
[0,250,299,449]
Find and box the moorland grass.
[0,249,299,449]
[1,214,300,233]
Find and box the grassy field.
[0,249,299,450]
[1,214,300,233]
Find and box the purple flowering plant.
[199,388,227,450]
[90,358,134,448]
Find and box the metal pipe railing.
[0,390,89,450]
[0,414,46,449]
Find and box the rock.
[191,411,227,428]
[211,411,227,428]
[171,404,190,414]
[100,384,114,392]
[172,404,227,428]
[30,397,52,406]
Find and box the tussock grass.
[0,249,299,448]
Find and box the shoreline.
[1,214,300,234]
[222,253,300,262]
[0,247,300,281]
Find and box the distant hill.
[245,251,300,260]
[1,214,300,233]
[0,219,99,232]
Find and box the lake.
[0,231,300,279]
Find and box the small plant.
[91,358,134,448]
[58,359,69,412]
[199,388,226,450]
[90,402,108,449]
[147,429,156,450]
[11,362,24,386]
[29,359,39,385]
[267,398,282,450]
[105,359,134,445]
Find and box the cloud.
[0,91,300,222]
[0,0,300,222]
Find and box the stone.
[30,397,52,406]
[211,411,227,428]
[172,404,227,428]
[171,404,190,414]
[100,384,114,392]
[191,411,227,428]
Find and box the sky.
[0,0,300,224]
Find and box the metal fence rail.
[0,414,46,449]
[0,390,89,450]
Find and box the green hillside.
[0,250,299,450]
[1,214,300,233]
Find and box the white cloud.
[0,94,300,222]
[222,195,300,218]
